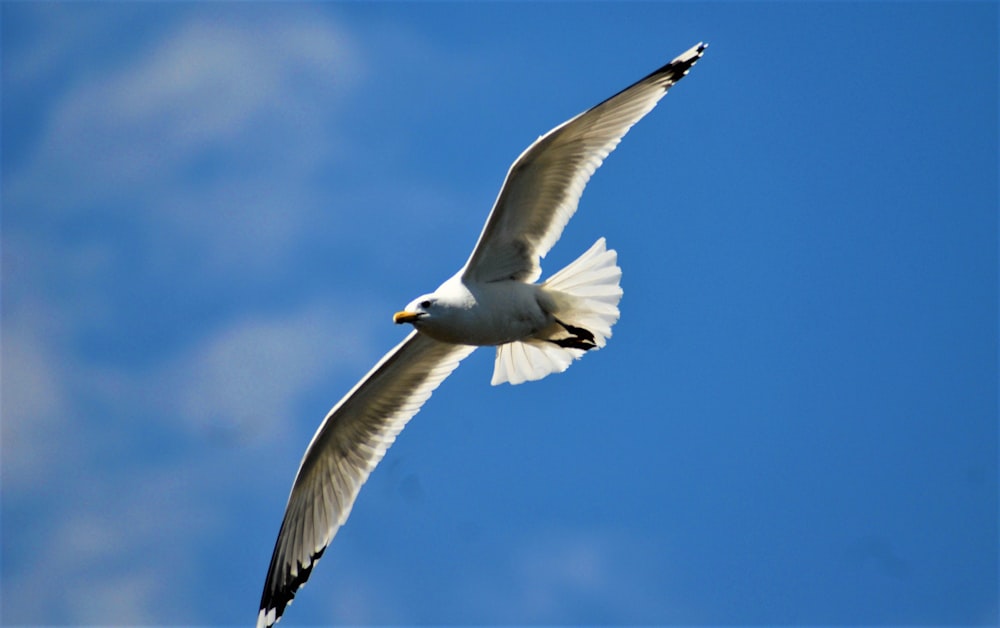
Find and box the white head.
[392,293,438,328]
[392,277,474,335]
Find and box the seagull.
[258,41,707,627]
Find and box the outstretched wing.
[258,331,476,628]
[461,42,707,284]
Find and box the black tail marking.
[548,336,597,351]
[548,318,597,351]
[555,318,595,342]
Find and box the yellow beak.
[393,310,422,324]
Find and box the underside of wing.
[257,331,475,628]
[462,42,707,284]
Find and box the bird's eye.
[420,300,432,309]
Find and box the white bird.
[258,41,707,627]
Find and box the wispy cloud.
[4,470,201,624]
[6,6,363,277]
[2,1,373,483]
[2,295,386,623]
[2,7,385,623]
[1,298,76,493]
[501,528,689,622]
[151,302,377,441]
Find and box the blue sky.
[2,2,997,625]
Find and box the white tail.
[492,238,623,385]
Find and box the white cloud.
[6,8,363,276]
[510,529,610,617]
[1,5,382,504]
[1,297,386,623]
[152,302,377,442]
[454,527,694,623]
[2,459,218,624]
[3,292,382,486]
[2,4,387,598]
[66,569,161,625]
[0,296,79,494]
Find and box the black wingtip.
[622,41,708,94]
[258,544,327,627]
[665,41,709,77]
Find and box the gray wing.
[257,331,476,628]
[461,42,707,284]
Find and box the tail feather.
[492,238,622,386]
[491,338,578,386]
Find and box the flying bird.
[258,41,708,627]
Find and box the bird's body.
[398,272,554,346]
[257,41,708,627]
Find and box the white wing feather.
[462,42,707,283]
[258,331,475,627]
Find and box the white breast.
[420,277,551,346]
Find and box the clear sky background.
[2,2,997,626]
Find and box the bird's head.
[393,294,437,327]
[394,276,475,340]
